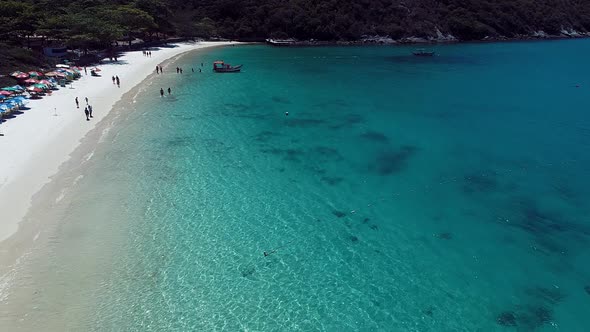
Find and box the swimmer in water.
[285,112,289,116]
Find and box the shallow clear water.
[5,40,590,331]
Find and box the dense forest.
[1,0,589,55]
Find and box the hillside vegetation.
[1,0,589,50]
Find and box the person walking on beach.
[160,88,164,97]
[84,107,90,121]
[75,97,79,109]
[88,104,93,118]
[116,76,120,88]
[112,76,116,84]
[167,87,171,95]
[156,66,159,74]
[85,97,89,104]
[84,67,87,75]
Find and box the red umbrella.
[24,78,40,84]
[92,67,102,72]
[15,73,29,79]
[28,71,43,77]
[0,90,13,96]
[26,86,43,93]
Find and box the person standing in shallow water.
[156,66,159,74]
[167,87,171,95]
[160,88,164,97]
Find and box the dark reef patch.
[321,176,344,186]
[462,172,498,193]
[260,147,305,162]
[285,118,326,128]
[313,146,343,161]
[496,311,517,327]
[370,145,418,176]
[271,96,291,104]
[422,306,435,317]
[224,102,251,111]
[362,218,370,224]
[333,210,346,218]
[254,131,280,143]
[495,306,554,330]
[437,232,453,240]
[369,224,379,230]
[585,285,590,295]
[360,131,389,143]
[241,266,256,278]
[330,114,364,129]
[350,235,359,243]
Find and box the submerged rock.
[333,210,346,218]
[496,311,517,326]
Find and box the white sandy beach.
[0,41,234,243]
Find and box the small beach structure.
[213,60,242,73]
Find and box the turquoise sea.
[3,40,590,331]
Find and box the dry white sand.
[0,41,235,242]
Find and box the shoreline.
[263,34,590,47]
[0,41,236,244]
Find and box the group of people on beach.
[142,51,152,57]
[111,75,120,88]
[160,87,171,97]
[155,66,163,74]
[75,96,94,121]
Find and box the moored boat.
[213,61,242,73]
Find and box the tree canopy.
[0,0,589,50]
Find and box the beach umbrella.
[44,71,59,77]
[55,64,70,68]
[38,80,54,86]
[23,78,39,84]
[28,71,43,77]
[92,67,102,72]
[33,83,48,89]
[10,71,24,77]
[0,90,13,96]
[0,104,10,112]
[26,86,43,93]
[0,95,6,100]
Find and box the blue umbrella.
[0,95,5,100]
[0,104,10,112]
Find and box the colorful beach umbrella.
[26,86,43,93]
[0,91,13,96]
[44,71,58,77]
[28,71,43,77]
[10,71,23,76]
[33,83,48,89]
[23,78,39,84]
[55,64,70,68]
